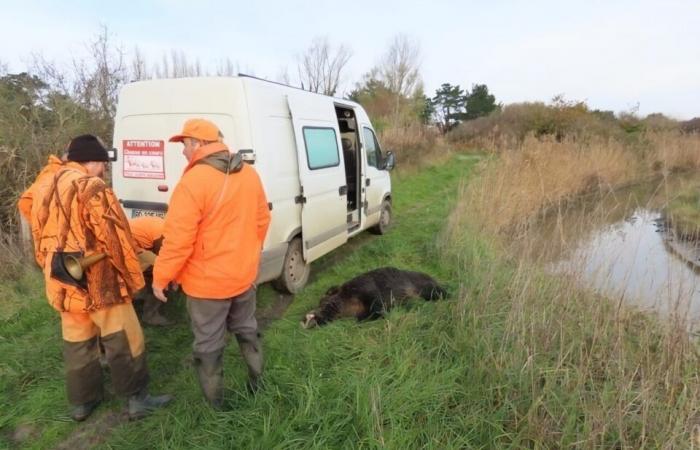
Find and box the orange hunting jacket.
[153,142,271,299]
[18,155,64,222]
[129,216,165,251]
[32,163,144,312]
[22,156,66,266]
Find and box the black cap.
[66,134,109,162]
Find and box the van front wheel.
[272,237,310,294]
[370,200,392,235]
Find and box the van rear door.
[287,94,348,263]
[112,113,235,217]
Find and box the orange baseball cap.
[169,118,221,143]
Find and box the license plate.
[131,208,165,218]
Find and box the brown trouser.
[61,302,149,405]
[186,287,258,354]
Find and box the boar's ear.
[326,285,340,296]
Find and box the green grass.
[0,156,476,449]
[3,153,697,449]
[666,183,700,239]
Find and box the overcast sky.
[2,0,699,119]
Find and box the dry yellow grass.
[647,130,700,172]
[451,131,700,236]
[379,125,453,171]
[460,134,641,233]
[440,130,700,447]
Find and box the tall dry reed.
[461,134,641,233]
[440,129,700,446]
[379,126,450,170]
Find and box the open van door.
[287,94,348,262]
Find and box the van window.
[303,127,340,170]
[362,127,382,168]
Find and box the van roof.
[120,75,362,109]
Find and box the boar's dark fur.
[302,267,447,328]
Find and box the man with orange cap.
[153,119,270,409]
[128,216,173,326]
[30,134,172,421]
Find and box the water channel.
[525,175,700,330]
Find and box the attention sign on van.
[123,140,165,179]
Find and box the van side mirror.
[382,151,395,171]
[108,148,118,162]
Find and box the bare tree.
[152,50,203,79]
[297,36,352,96]
[379,34,422,97]
[130,46,149,81]
[30,52,71,95]
[216,58,239,76]
[73,25,128,123]
[32,25,130,141]
[155,52,170,79]
[276,65,292,85]
[377,34,422,125]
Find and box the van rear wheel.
[369,200,392,235]
[272,237,310,294]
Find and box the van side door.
[361,126,388,223]
[288,94,348,263]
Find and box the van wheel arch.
[272,235,310,294]
[369,198,392,235]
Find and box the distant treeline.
[446,95,700,148]
[2,27,698,236]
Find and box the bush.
[445,98,679,150]
[379,125,445,170]
[681,117,700,134]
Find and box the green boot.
[70,398,102,422]
[193,350,225,409]
[127,389,173,420]
[235,332,264,393]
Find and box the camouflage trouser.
[61,302,149,405]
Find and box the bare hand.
[153,284,168,303]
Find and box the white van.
[111,75,395,293]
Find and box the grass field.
[666,182,700,240]
[2,152,699,449]
[1,154,479,449]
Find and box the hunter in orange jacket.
[33,161,145,312]
[153,141,271,299]
[128,216,172,326]
[130,216,165,253]
[153,118,270,408]
[29,134,171,421]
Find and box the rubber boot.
[127,388,173,420]
[70,398,102,422]
[235,332,263,393]
[64,337,103,419]
[142,295,174,327]
[193,350,224,409]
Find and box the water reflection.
[550,209,700,328]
